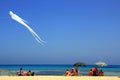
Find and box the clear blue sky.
[0,0,120,65]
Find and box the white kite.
[9,11,45,45]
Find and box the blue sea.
[0,65,120,76]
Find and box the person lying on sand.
[65,69,71,76]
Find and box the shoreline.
[0,76,120,80]
[0,65,120,76]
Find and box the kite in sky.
[9,11,46,45]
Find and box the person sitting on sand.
[27,70,31,76]
[71,68,77,76]
[31,72,35,76]
[18,68,23,76]
[23,71,27,76]
[65,69,71,76]
[88,69,93,76]
[98,69,104,76]
[92,68,98,76]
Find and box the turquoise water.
[0,65,120,76]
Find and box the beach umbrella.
[95,61,107,67]
[73,62,87,67]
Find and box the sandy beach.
[0,76,120,80]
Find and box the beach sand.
[0,76,120,80]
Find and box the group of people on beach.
[88,68,104,76]
[16,68,35,76]
[65,66,80,76]
[16,67,104,76]
[65,66,104,76]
